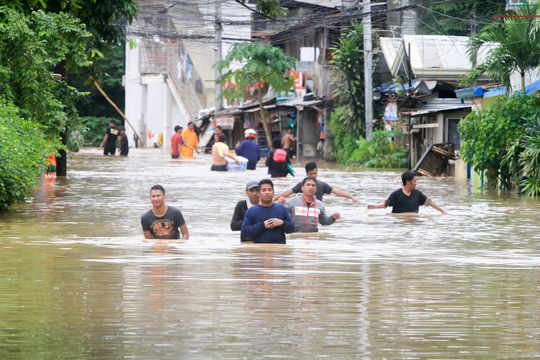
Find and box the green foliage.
[459,95,539,187]
[0,0,137,74]
[236,0,284,18]
[418,0,506,37]
[329,106,361,163]
[81,117,119,146]
[0,102,54,211]
[330,22,367,137]
[68,44,125,120]
[502,114,540,196]
[350,130,408,168]
[215,42,297,103]
[0,7,91,141]
[461,2,540,93]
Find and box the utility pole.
[215,0,222,112]
[363,0,373,139]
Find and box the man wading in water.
[284,177,340,233]
[368,171,448,215]
[211,134,238,171]
[141,185,189,239]
[241,179,295,244]
[276,162,361,205]
[231,181,260,241]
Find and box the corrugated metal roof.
[381,35,494,80]
[380,38,403,74]
[403,105,473,116]
[414,98,474,111]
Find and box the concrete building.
[124,0,252,150]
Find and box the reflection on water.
[1,148,540,358]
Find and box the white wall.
[125,40,142,146]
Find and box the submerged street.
[1,148,540,358]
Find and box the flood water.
[1,148,540,359]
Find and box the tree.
[214,42,296,148]
[235,0,284,19]
[418,0,506,37]
[0,0,137,175]
[330,22,367,138]
[68,44,125,121]
[461,2,540,94]
[459,95,540,188]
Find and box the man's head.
[216,126,223,135]
[245,129,256,140]
[109,119,116,127]
[272,138,282,149]
[119,127,126,133]
[188,122,194,130]
[245,181,260,204]
[149,185,166,208]
[174,125,183,133]
[301,176,317,197]
[305,162,318,178]
[402,171,417,188]
[258,179,274,204]
[218,134,227,143]
[286,126,293,134]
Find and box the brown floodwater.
[1,148,540,359]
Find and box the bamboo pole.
[93,79,145,148]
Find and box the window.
[448,119,461,149]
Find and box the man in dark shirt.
[241,179,295,244]
[368,171,448,214]
[266,138,291,177]
[231,181,260,241]
[117,127,129,156]
[100,119,120,156]
[275,162,361,204]
[235,129,261,170]
[141,185,190,239]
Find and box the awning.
[243,105,276,113]
[402,105,473,116]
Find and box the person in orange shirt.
[181,122,199,158]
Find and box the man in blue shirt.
[241,179,295,244]
[235,129,261,170]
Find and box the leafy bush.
[0,102,53,211]
[350,130,408,168]
[329,106,361,163]
[459,95,540,187]
[81,117,122,146]
[502,115,540,196]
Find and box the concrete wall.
[125,40,142,147]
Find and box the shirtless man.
[211,134,238,171]
[281,127,295,159]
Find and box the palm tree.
[462,1,540,94]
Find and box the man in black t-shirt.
[141,185,189,239]
[368,171,448,214]
[275,162,361,204]
[100,119,120,156]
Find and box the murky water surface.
[1,148,540,359]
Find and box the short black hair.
[286,126,293,131]
[305,162,317,173]
[258,179,274,191]
[218,134,227,143]
[272,138,282,149]
[302,176,317,186]
[402,171,416,186]
[150,184,165,195]
[109,119,116,125]
[118,127,125,131]
[174,125,182,132]
[216,126,223,131]
[187,121,194,126]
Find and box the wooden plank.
[413,123,439,129]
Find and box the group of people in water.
[140,162,448,243]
